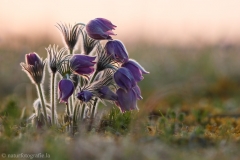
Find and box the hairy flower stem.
[87,71,99,131]
[90,71,99,119]
[66,103,70,116]
[80,104,86,120]
[51,73,56,125]
[88,100,97,131]
[91,99,98,119]
[65,103,71,132]
[72,103,80,134]
[76,103,81,119]
[36,84,49,126]
[69,49,73,55]
[68,50,74,114]
[69,96,74,114]
[73,104,78,122]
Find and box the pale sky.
[1,0,240,45]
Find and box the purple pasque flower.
[70,54,96,75]
[58,79,74,103]
[21,52,45,84]
[25,52,42,65]
[105,40,129,63]
[98,86,118,101]
[76,90,93,102]
[116,88,138,112]
[114,67,136,91]
[86,18,116,40]
[122,59,149,82]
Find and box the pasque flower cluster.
[21,18,149,131]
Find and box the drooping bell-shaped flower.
[58,79,74,103]
[86,18,116,40]
[70,54,96,75]
[114,67,136,91]
[76,90,93,102]
[105,40,129,63]
[20,52,45,84]
[98,86,118,101]
[122,59,149,82]
[116,88,138,112]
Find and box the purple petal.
[122,59,149,82]
[122,65,143,82]
[96,18,117,30]
[122,65,142,82]
[105,40,129,63]
[70,54,96,66]
[105,30,116,35]
[89,18,116,33]
[25,52,41,65]
[114,67,136,91]
[87,33,113,40]
[58,79,74,103]
[132,85,143,100]
[74,66,95,75]
[125,59,149,74]
[70,54,96,75]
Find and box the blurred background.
[1,0,240,113]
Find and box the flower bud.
[21,52,45,84]
[26,52,42,65]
